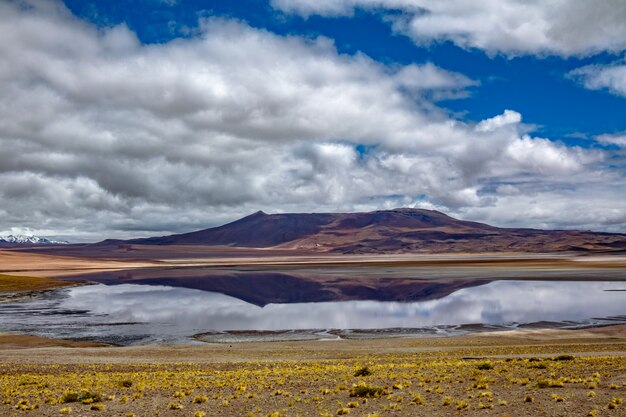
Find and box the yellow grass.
[0,344,624,416]
[0,274,75,294]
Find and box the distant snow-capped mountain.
[0,234,69,245]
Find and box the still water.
[1,280,625,344]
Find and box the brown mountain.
[118,208,626,254]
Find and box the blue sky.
[1,0,626,240]
[64,0,626,142]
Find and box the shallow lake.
[0,279,624,344]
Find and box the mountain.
[116,208,626,254]
[0,234,69,246]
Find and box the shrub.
[553,355,575,361]
[477,362,493,370]
[551,394,564,402]
[59,392,80,404]
[349,384,388,398]
[168,402,183,410]
[354,366,372,377]
[120,379,133,388]
[608,397,623,409]
[410,394,425,405]
[456,400,469,410]
[59,391,102,404]
[537,378,565,388]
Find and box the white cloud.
[273,0,626,57]
[504,135,597,175]
[393,62,476,100]
[595,132,626,147]
[569,62,626,97]
[458,178,626,233]
[0,0,620,241]
[475,110,522,132]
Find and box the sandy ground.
[1,325,625,362]
[0,249,158,277]
[0,328,623,359]
[3,247,626,278]
[0,327,624,417]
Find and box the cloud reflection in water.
[61,280,626,331]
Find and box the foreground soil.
[1,327,624,417]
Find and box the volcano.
[110,208,626,254]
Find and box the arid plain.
[1,245,625,416]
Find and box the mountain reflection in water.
[58,268,488,306]
[0,280,624,345]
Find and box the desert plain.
[0,246,624,416]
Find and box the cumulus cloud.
[272,0,626,57]
[475,110,522,132]
[458,177,626,233]
[569,61,626,97]
[0,0,620,240]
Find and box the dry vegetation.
[1,341,624,417]
[0,274,77,295]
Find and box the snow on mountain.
[0,234,69,245]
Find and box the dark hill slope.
[119,208,626,254]
[129,211,334,247]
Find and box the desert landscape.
[1,319,625,416]
[3,1,626,416]
[1,209,625,416]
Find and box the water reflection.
[60,268,487,305]
[0,280,624,344]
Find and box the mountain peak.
[0,234,69,245]
[121,208,626,254]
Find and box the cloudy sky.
[1,0,626,241]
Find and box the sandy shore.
[1,325,625,362]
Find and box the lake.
[1,278,624,344]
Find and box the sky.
[1,0,626,241]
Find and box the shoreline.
[0,272,87,294]
[2,322,626,353]
[0,283,91,304]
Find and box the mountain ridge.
[104,208,626,254]
[0,234,69,246]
